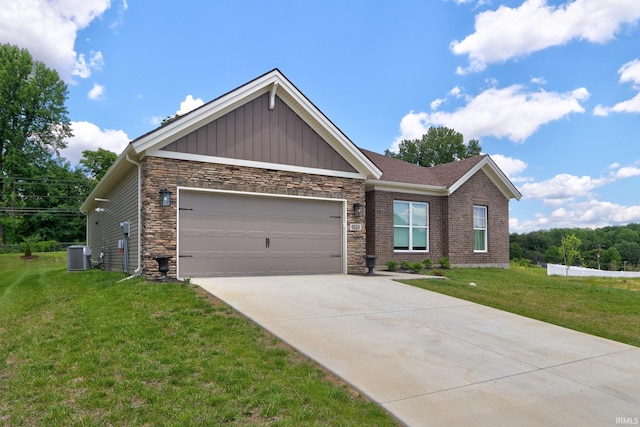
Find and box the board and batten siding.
[161,93,356,173]
[87,166,139,273]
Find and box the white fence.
[547,263,640,278]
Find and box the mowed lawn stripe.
[0,253,398,426]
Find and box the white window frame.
[473,205,488,253]
[393,201,429,252]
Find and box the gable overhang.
[131,69,382,180]
[449,156,522,200]
[80,144,136,214]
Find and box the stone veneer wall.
[141,156,366,279]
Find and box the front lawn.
[0,253,397,426]
[400,264,640,347]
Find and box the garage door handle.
[265,237,270,248]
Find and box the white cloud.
[619,59,640,86]
[520,161,640,203]
[0,0,112,82]
[110,0,129,31]
[430,98,445,111]
[614,165,640,179]
[73,51,104,79]
[148,95,206,127]
[150,116,163,127]
[62,121,130,165]
[511,199,640,233]
[429,86,464,111]
[520,173,610,203]
[391,84,588,151]
[451,0,640,74]
[177,95,205,115]
[550,200,640,229]
[490,154,528,181]
[593,59,640,116]
[88,83,105,100]
[595,93,640,116]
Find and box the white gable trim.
[132,70,382,179]
[449,156,522,200]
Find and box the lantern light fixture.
[353,203,363,217]
[159,189,172,207]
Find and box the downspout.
[125,154,142,275]
[79,206,88,245]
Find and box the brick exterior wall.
[140,156,366,279]
[366,190,448,265]
[446,170,510,267]
[366,169,510,268]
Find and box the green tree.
[617,227,639,243]
[509,241,523,260]
[0,44,72,244]
[601,246,622,271]
[1,157,91,244]
[385,126,481,167]
[545,245,563,264]
[561,234,582,280]
[615,241,640,267]
[80,148,117,184]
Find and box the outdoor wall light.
[159,189,172,207]
[353,203,363,217]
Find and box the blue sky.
[2,0,640,233]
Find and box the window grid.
[394,201,429,251]
[473,205,487,252]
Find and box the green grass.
[0,253,398,426]
[401,264,640,347]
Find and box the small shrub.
[432,269,444,276]
[401,261,412,270]
[386,260,398,271]
[517,258,533,268]
[423,258,433,269]
[34,240,58,252]
[22,234,41,257]
[438,257,451,269]
[409,262,423,273]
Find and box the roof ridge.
[361,149,489,188]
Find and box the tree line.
[0,44,116,248]
[510,224,640,270]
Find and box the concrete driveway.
[194,273,640,426]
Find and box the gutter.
[125,154,142,275]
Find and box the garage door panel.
[179,192,343,277]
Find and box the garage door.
[178,191,344,277]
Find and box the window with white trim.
[473,205,487,252]
[393,201,428,251]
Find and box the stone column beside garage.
[140,156,367,279]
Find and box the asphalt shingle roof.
[360,148,487,188]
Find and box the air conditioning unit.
[67,245,92,271]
